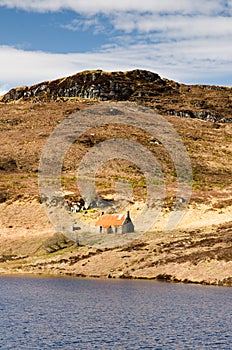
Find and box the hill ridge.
[1,69,232,123]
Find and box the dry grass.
[0,100,231,204]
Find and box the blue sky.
[0,0,232,95]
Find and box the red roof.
[95,214,126,229]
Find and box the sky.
[0,0,232,95]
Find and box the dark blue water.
[0,277,231,349]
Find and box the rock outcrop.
[2,69,162,102]
[1,69,232,123]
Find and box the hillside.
[0,70,231,285]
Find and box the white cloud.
[61,17,105,34]
[111,13,232,38]
[0,0,227,15]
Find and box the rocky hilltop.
[2,69,232,123]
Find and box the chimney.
[126,211,130,218]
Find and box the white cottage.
[95,211,134,234]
